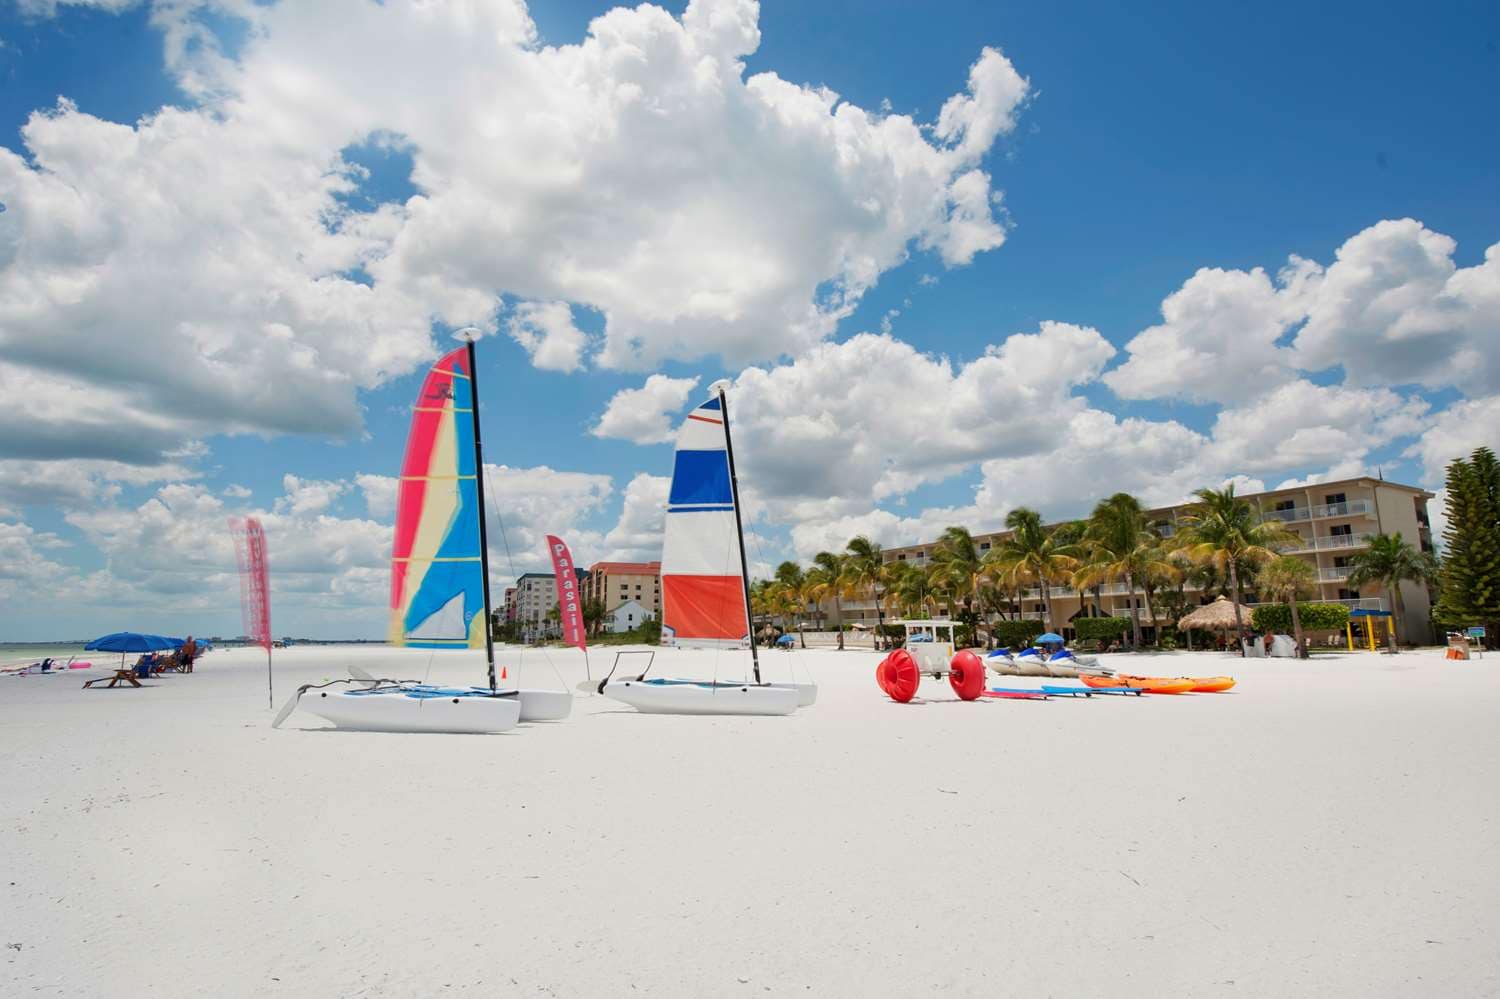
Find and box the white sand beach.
[3,644,1498,997]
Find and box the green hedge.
[1250,602,1351,633]
[1074,616,1131,642]
[991,620,1044,648]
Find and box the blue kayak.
[989,685,1145,697]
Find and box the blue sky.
[1,0,1496,640]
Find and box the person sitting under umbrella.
[1036,631,1066,654]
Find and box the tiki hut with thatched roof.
[1177,595,1252,650]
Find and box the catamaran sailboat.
[277,337,570,734]
[598,385,816,716]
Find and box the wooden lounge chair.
[83,669,143,689]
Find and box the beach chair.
[83,669,143,689]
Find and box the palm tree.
[1258,555,1317,657]
[796,572,827,649]
[1345,533,1440,647]
[806,551,847,650]
[773,562,807,647]
[1175,485,1299,655]
[843,535,890,649]
[975,580,1007,646]
[929,526,988,645]
[884,560,935,619]
[582,598,607,637]
[984,508,1079,634]
[749,578,774,637]
[1078,493,1177,649]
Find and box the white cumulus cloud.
[0,0,1034,473]
[592,375,702,445]
[1403,395,1500,485]
[506,301,590,374]
[723,322,1116,520]
[1104,219,1500,406]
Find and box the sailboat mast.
[465,337,498,692]
[717,387,760,684]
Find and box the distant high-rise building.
[511,569,587,640]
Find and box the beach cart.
[874,620,989,702]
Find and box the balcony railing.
[1265,506,1311,522]
[1319,567,1351,581]
[1280,532,1372,553]
[1247,596,1388,612]
[1334,596,1388,611]
[1317,533,1372,551]
[1313,499,1373,519]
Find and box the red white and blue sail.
[660,392,750,649]
[388,346,486,649]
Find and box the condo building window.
[1330,524,1352,537]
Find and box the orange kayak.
[1082,674,1196,695]
[1187,676,1236,693]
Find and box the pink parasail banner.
[546,534,588,651]
[230,516,274,708]
[231,516,272,649]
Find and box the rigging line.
[537,645,568,691]
[745,526,796,684]
[745,528,816,687]
[483,463,526,683]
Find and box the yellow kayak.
[1187,676,1236,693]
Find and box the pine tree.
[1436,447,1500,643]
[1470,448,1500,632]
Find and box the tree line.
[753,480,1454,652]
[505,446,1496,652]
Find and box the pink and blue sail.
[388,346,487,649]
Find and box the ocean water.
[0,645,96,669]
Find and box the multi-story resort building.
[580,561,662,622]
[829,477,1436,643]
[511,569,586,640]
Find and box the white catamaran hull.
[601,679,800,716]
[515,688,573,721]
[303,690,521,733]
[781,682,818,707]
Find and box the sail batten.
[660,392,751,650]
[388,346,487,649]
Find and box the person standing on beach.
[182,636,197,668]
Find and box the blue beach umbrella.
[1037,632,1064,644]
[84,632,181,670]
[85,632,180,653]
